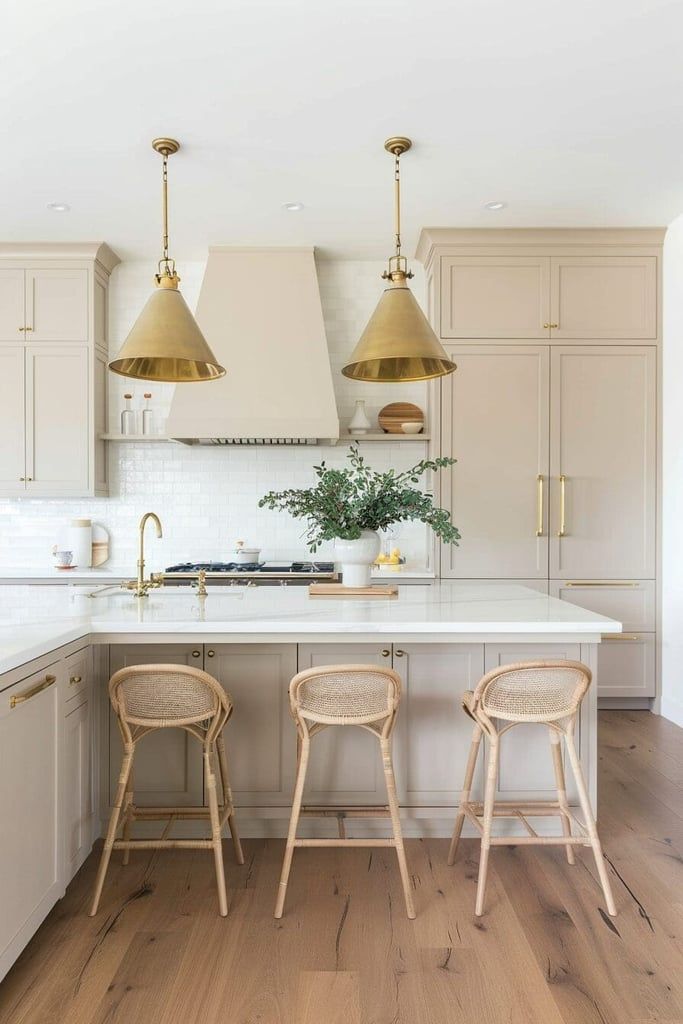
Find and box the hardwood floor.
[1,710,681,1024]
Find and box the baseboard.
[598,698,652,710]
[660,692,683,728]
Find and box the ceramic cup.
[53,550,74,567]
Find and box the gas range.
[163,561,339,586]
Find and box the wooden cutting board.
[378,402,424,434]
[309,583,399,598]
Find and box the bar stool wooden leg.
[205,748,228,917]
[121,762,135,866]
[89,747,134,916]
[475,737,499,917]
[380,736,416,920]
[448,724,483,866]
[216,736,244,865]
[275,732,310,919]
[549,728,575,866]
[564,730,617,916]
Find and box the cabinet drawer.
[62,647,91,708]
[551,580,655,632]
[597,633,655,698]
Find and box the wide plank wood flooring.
[0,710,681,1024]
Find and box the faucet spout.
[126,512,164,598]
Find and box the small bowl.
[401,422,423,435]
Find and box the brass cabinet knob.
[18,326,26,332]
[191,650,201,658]
[394,649,405,658]
[381,649,390,658]
[69,675,82,685]
[19,477,25,481]
[207,649,215,658]
[543,322,559,329]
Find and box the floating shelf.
[100,433,430,445]
[100,434,174,442]
[340,433,430,442]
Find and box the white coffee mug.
[53,549,74,567]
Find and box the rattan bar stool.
[274,664,415,920]
[89,664,244,918]
[448,659,616,918]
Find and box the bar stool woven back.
[274,664,414,920]
[450,659,616,918]
[89,664,244,918]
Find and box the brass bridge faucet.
[122,512,165,597]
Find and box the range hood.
[167,247,339,444]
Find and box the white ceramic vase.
[335,529,381,587]
[348,399,372,435]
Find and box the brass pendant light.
[342,137,456,383]
[109,138,225,383]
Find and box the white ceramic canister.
[67,518,92,568]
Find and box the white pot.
[233,547,261,564]
[335,530,381,588]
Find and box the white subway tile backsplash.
[0,257,433,571]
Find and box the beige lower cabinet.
[109,644,205,807]
[61,648,95,881]
[203,644,297,806]
[484,643,583,801]
[0,660,61,982]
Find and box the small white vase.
[348,399,372,435]
[335,530,381,587]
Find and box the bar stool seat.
[274,664,415,920]
[450,659,617,918]
[89,664,244,918]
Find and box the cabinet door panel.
[596,634,655,698]
[550,347,656,579]
[26,268,89,342]
[25,344,89,495]
[109,645,204,807]
[550,256,657,340]
[0,346,26,494]
[0,665,60,974]
[440,257,550,338]
[484,643,582,799]
[205,644,296,806]
[0,268,25,341]
[441,346,549,578]
[392,643,485,806]
[297,644,392,805]
[63,695,93,880]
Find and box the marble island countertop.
[0,581,621,677]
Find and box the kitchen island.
[0,581,620,980]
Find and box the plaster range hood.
[166,247,339,445]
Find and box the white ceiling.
[3,0,683,261]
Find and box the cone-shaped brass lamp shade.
[342,277,456,382]
[109,276,225,382]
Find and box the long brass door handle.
[557,475,567,537]
[10,674,56,708]
[536,475,544,537]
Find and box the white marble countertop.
[0,581,621,678]
[0,566,436,582]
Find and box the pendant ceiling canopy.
[109,138,225,383]
[342,137,456,383]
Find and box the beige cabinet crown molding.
[0,242,120,276]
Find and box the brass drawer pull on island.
[381,649,390,658]
[394,649,405,658]
[10,673,56,708]
[69,674,82,686]
[565,581,638,588]
[207,649,215,658]
[604,634,640,641]
[557,475,567,537]
[536,475,544,537]
[191,650,201,658]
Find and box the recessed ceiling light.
[47,202,70,212]
[484,200,506,211]
[282,201,304,212]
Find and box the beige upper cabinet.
[25,269,89,342]
[0,347,26,494]
[440,256,550,338]
[441,345,550,578]
[549,346,656,579]
[0,269,25,341]
[549,256,657,340]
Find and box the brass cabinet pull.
[10,673,56,708]
[380,649,390,658]
[542,322,559,329]
[69,674,82,686]
[604,634,640,641]
[191,650,201,658]
[565,581,638,588]
[557,475,567,537]
[536,475,544,537]
[394,649,405,658]
[18,326,26,332]
[207,649,215,658]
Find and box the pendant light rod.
[152,137,180,279]
[383,137,413,281]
